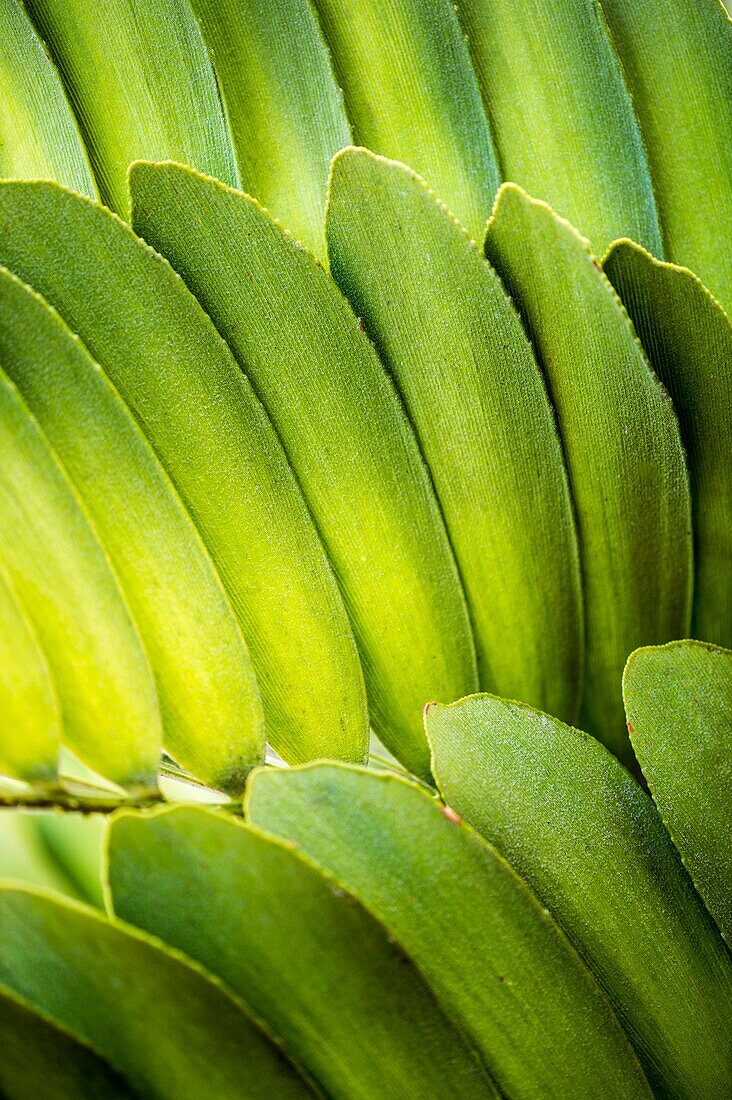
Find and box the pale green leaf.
[327,148,583,723]
[454,0,662,257]
[624,640,732,945]
[0,813,87,902]
[0,563,60,786]
[0,267,264,794]
[0,180,367,769]
[130,161,477,781]
[485,184,692,760]
[23,0,238,217]
[427,694,732,1099]
[0,368,160,793]
[0,985,133,1099]
[247,764,652,1100]
[32,812,105,909]
[0,885,310,1098]
[312,0,499,241]
[0,0,95,196]
[108,805,495,1099]
[188,0,350,262]
[604,240,732,649]
[599,0,732,314]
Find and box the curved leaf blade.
[23,0,238,216]
[427,694,732,1099]
[327,148,583,723]
[624,640,732,945]
[0,180,367,769]
[454,0,662,257]
[0,985,133,1099]
[604,240,732,649]
[0,266,264,794]
[130,161,477,780]
[599,0,732,314]
[312,0,499,241]
[0,0,96,196]
[108,805,495,1099]
[0,368,160,792]
[0,885,310,1098]
[247,764,652,1100]
[485,184,692,759]
[189,0,350,262]
[0,564,60,786]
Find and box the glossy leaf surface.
[427,694,732,1099]
[131,161,477,780]
[624,640,732,945]
[0,180,367,770]
[485,184,692,759]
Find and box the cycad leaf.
[0,814,88,902]
[0,368,160,793]
[312,0,498,241]
[327,148,583,723]
[426,695,732,1099]
[23,0,238,217]
[0,180,367,769]
[188,0,350,262]
[624,640,732,945]
[0,267,264,795]
[247,764,652,1099]
[0,886,310,1098]
[0,985,133,1099]
[0,563,60,786]
[108,805,494,1099]
[0,0,95,196]
[130,161,477,781]
[31,812,104,909]
[455,0,661,257]
[485,184,692,759]
[604,240,732,649]
[599,0,732,314]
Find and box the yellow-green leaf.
[248,764,652,1100]
[599,0,732,313]
[0,369,160,793]
[604,240,732,649]
[0,0,95,196]
[130,161,477,781]
[312,0,499,241]
[624,640,732,945]
[327,148,583,723]
[485,184,692,760]
[0,266,264,795]
[0,180,367,769]
[23,0,238,216]
[427,694,732,1099]
[188,0,350,261]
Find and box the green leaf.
[0,813,88,902]
[23,0,238,217]
[32,812,105,909]
[0,563,60,786]
[247,764,652,1099]
[0,885,310,1098]
[599,0,732,314]
[453,0,662,257]
[0,366,160,793]
[188,0,350,262]
[624,640,732,945]
[485,184,692,760]
[327,148,583,724]
[312,0,498,242]
[0,266,264,795]
[603,240,732,649]
[108,805,495,1099]
[0,0,96,197]
[130,161,477,781]
[0,180,367,769]
[426,694,732,1099]
[0,985,133,1099]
